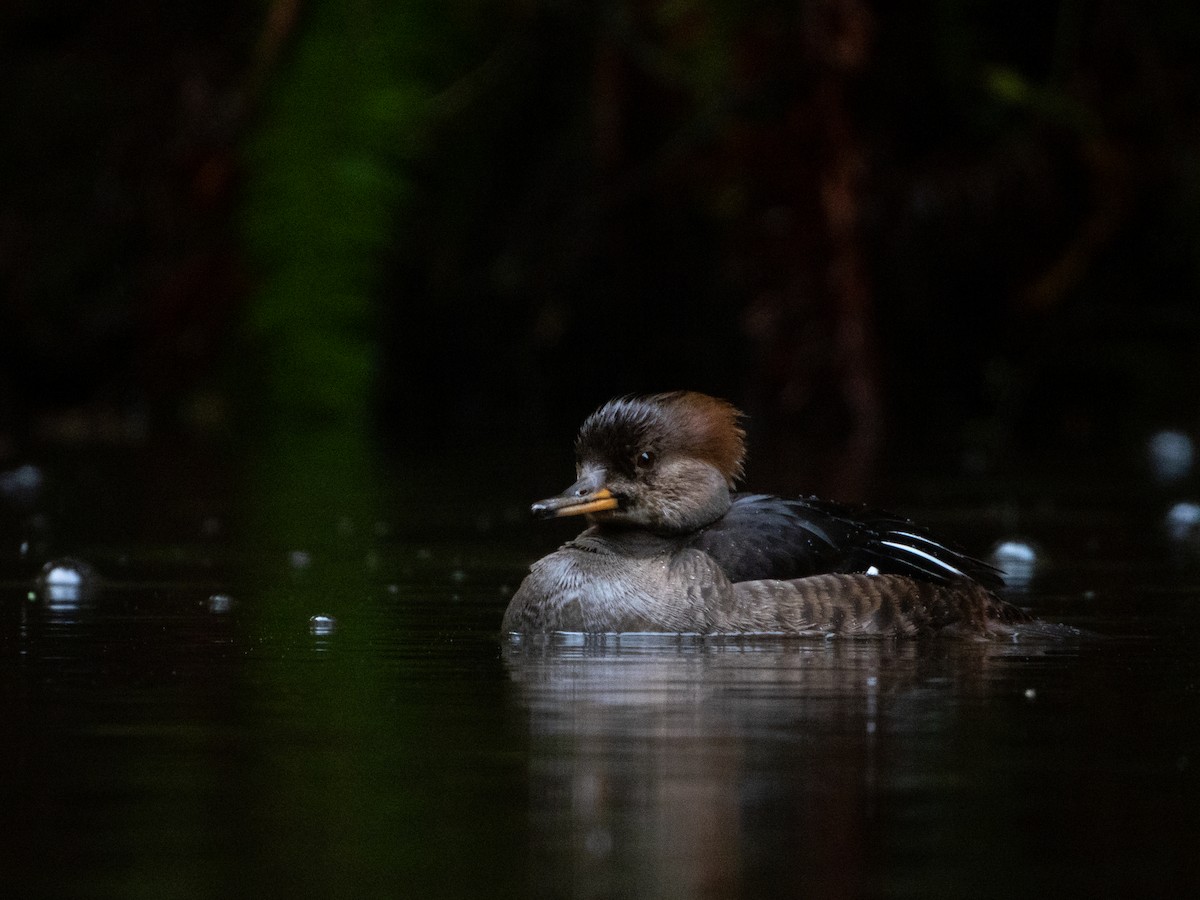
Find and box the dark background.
[3,0,1199,500]
[2,11,1198,897]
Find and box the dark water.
[1,454,1199,899]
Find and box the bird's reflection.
[504,635,1050,899]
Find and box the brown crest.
[577,392,746,486]
[652,392,746,486]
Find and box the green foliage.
[235,1,475,576]
[240,0,443,425]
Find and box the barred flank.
[727,574,1026,636]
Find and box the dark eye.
[635,449,656,471]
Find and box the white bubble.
[207,593,234,613]
[37,558,96,609]
[0,464,45,505]
[990,539,1038,588]
[1165,501,1200,542]
[308,614,336,636]
[45,566,83,587]
[1148,430,1194,484]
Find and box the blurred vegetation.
[241,0,446,428]
[237,0,448,553]
[2,0,1200,487]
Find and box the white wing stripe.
[879,539,967,577]
[889,530,955,551]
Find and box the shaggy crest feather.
[576,391,746,486]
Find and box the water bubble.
[41,561,87,586]
[1147,430,1194,484]
[0,464,45,506]
[308,614,336,636]
[989,539,1039,589]
[1165,501,1200,543]
[38,558,96,609]
[207,593,234,614]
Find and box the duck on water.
[503,392,1032,637]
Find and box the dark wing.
[798,496,1005,590]
[689,494,1004,590]
[685,494,852,583]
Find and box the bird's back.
[687,494,1004,589]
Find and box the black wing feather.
[688,494,1003,590]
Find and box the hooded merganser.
[503,392,1025,636]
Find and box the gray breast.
[503,543,733,633]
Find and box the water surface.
[0,455,1197,899]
